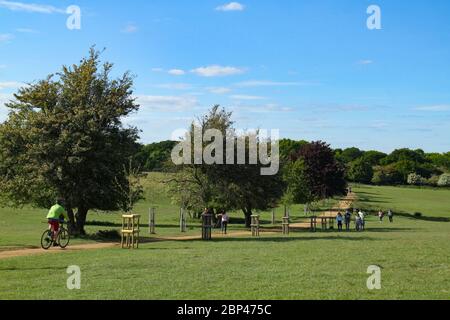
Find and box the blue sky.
[1,0,450,152]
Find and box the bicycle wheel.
[57,228,70,248]
[41,230,53,250]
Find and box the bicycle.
[41,220,71,250]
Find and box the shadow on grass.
[362,227,416,232]
[139,234,377,244]
[192,235,376,243]
[395,212,450,222]
[0,266,68,271]
[355,208,450,223]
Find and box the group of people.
[378,209,394,223]
[203,208,230,234]
[335,208,394,232]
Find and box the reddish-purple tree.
[291,141,347,202]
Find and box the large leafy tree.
[170,106,284,227]
[336,147,364,164]
[0,48,140,234]
[287,141,347,203]
[347,158,374,184]
[135,140,177,172]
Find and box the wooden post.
[149,207,156,234]
[310,216,317,232]
[202,214,212,240]
[271,209,276,224]
[180,207,187,232]
[282,217,290,235]
[321,217,327,230]
[251,215,260,237]
[329,217,335,230]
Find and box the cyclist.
[46,198,69,246]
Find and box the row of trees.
[167,106,347,227]
[137,141,450,188]
[339,147,450,186]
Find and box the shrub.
[414,212,422,218]
[371,165,403,185]
[407,173,425,186]
[426,175,440,186]
[437,174,450,187]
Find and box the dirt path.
[290,193,357,228]
[0,194,356,260]
[0,242,119,260]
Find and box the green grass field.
[0,178,449,300]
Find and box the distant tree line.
[334,147,450,187]
[135,141,450,188]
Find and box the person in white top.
[358,210,365,231]
[221,211,229,234]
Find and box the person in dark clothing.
[388,209,394,223]
[336,212,343,232]
[221,211,229,234]
[344,210,352,231]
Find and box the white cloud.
[121,24,138,33]
[154,83,192,90]
[136,95,198,112]
[0,1,65,14]
[235,80,312,87]
[0,81,24,90]
[206,87,232,94]
[230,95,267,101]
[168,69,185,76]
[415,105,450,112]
[357,60,374,65]
[0,34,14,42]
[216,2,245,11]
[230,103,292,114]
[191,65,245,77]
[16,28,39,33]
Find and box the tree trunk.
[67,208,77,235]
[75,206,89,235]
[243,208,252,228]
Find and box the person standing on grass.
[336,212,343,232]
[216,211,223,228]
[345,210,352,231]
[378,210,384,222]
[355,214,362,231]
[358,210,366,231]
[388,209,394,223]
[221,211,229,234]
